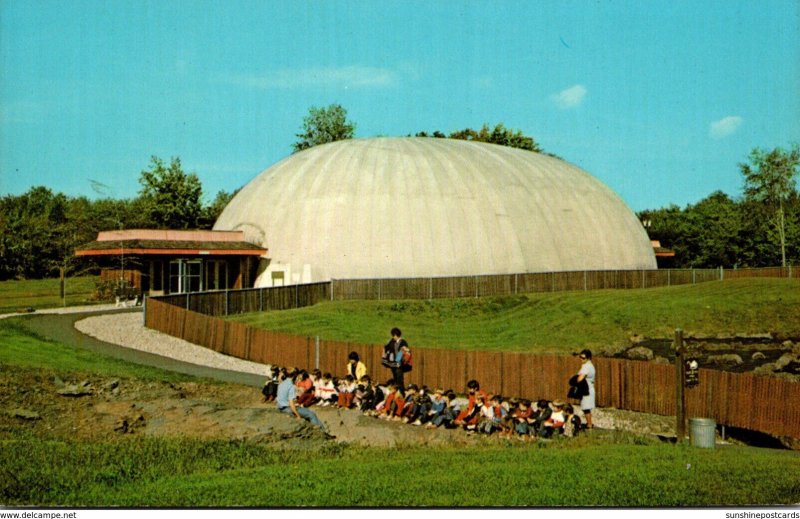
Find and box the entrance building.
[76,229,267,296]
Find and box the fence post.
[378,279,382,300]
[720,266,724,281]
[331,279,335,301]
[225,289,229,316]
[429,277,433,300]
[295,284,299,308]
[475,276,479,298]
[515,273,519,294]
[315,336,320,370]
[584,271,588,291]
[186,292,190,311]
[260,288,264,312]
[674,328,687,443]
[668,269,671,286]
[692,269,696,284]
[642,270,645,289]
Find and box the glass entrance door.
[168,259,203,294]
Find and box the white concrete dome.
[214,137,656,286]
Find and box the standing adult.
[276,369,330,434]
[382,327,408,388]
[575,349,596,429]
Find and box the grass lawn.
[228,278,800,354]
[0,276,99,314]
[3,433,799,507]
[0,318,195,384]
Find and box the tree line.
[0,157,234,280]
[640,145,799,268]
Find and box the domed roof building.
[214,137,656,287]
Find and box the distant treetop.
[414,123,545,154]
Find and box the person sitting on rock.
[379,383,406,420]
[346,351,368,382]
[261,365,281,402]
[336,374,357,408]
[295,370,316,407]
[477,394,506,435]
[425,390,458,429]
[562,403,582,437]
[358,376,383,415]
[276,369,330,435]
[511,399,535,440]
[407,385,433,425]
[314,372,337,407]
[532,399,552,435]
[454,379,489,429]
[542,400,566,438]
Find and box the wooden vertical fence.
[145,297,800,441]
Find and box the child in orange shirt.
[454,379,489,428]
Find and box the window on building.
[205,260,229,291]
[169,259,203,294]
[151,260,164,292]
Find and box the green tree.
[417,123,544,153]
[200,189,238,228]
[139,156,203,229]
[739,144,800,267]
[292,104,356,153]
[0,187,70,279]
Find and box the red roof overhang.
[75,247,266,257]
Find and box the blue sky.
[1,0,798,211]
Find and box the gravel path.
[75,312,271,378]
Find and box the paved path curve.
[9,309,265,388]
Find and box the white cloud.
[550,84,587,109]
[229,65,398,89]
[709,116,742,139]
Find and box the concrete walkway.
[6,308,265,388]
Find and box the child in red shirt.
[454,379,489,428]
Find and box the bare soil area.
[1,368,677,448]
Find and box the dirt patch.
[1,367,679,448]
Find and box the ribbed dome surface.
[214,137,656,285]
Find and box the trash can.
[689,417,716,448]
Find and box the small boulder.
[775,353,799,369]
[9,408,40,420]
[781,340,795,350]
[751,352,767,361]
[57,382,93,397]
[707,354,743,366]
[103,379,120,391]
[625,346,654,361]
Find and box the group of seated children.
[263,363,583,440]
[261,351,378,410]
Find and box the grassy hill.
[0,276,98,313]
[228,278,800,354]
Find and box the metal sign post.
[674,328,687,442]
